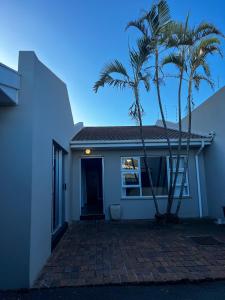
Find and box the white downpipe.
[195,141,205,218]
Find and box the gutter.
[195,140,205,218]
[70,138,212,149]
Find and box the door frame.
[79,156,104,216]
[52,141,67,235]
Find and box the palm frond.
[129,43,149,72]
[108,78,130,89]
[131,37,152,69]
[162,19,193,48]
[101,60,129,78]
[161,53,186,71]
[191,37,222,67]
[200,60,211,77]
[129,49,140,69]
[93,60,130,92]
[139,72,151,91]
[198,37,221,50]
[93,74,129,93]
[161,21,182,46]
[158,0,171,28]
[144,4,157,36]
[193,73,214,91]
[145,0,171,35]
[195,22,224,40]
[129,102,144,122]
[125,19,148,36]
[137,35,153,56]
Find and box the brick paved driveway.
[34,220,225,288]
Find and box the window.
[121,156,168,197]
[141,157,168,196]
[167,157,189,197]
[121,157,139,170]
[121,157,140,197]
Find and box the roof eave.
[70,137,212,149]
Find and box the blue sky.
[1,0,224,126]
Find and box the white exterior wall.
[0,63,32,289]
[24,52,75,286]
[182,87,225,218]
[0,51,75,289]
[71,148,208,220]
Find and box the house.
[0,52,79,289]
[70,125,211,220]
[0,50,223,290]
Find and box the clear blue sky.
[1,0,224,126]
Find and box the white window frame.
[121,156,169,199]
[166,156,190,197]
[121,157,141,197]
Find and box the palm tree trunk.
[175,73,193,215]
[169,17,189,212]
[155,49,173,215]
[169,58,185,211]
[134,86,160,216]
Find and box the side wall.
[182,87,225,218]
[71,148,208,220]
[0,51,76,289]
[23,52,75,286]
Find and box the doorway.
[81,158,104,218]
[52,142,67,246]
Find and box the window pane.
[183,186,189,196]
[171,157,185,169]
[122,158,139,170]
[174,186,188,197]
[170,157,189,197]
[141,157,168,196]
[122,173,139,185]
[123,187,140,197]
[171,172,186,185]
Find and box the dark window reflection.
[141,157,168,196]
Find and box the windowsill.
[121,195,191,200]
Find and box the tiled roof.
[72,125,206,141]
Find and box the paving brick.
[34,220,225,288]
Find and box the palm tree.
[161,17,191,213]
[126,0,176,218]
[175,26,223,215]
[128,3,224,217]
[161,23,223,216]
[93,40,160,216]
[163,21,223,216]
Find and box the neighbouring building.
[157,87,225,219]
[182,86,225,219]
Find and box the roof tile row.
[72,125,205,141]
